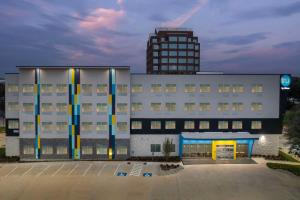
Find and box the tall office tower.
[146,28,200,74]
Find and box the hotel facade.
[5,66,288,161]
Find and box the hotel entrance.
[216,144,234,160]
[182,144,212,158]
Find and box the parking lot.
[0,161,160,178]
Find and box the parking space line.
[97,164,106,176]
[22,165,34,177]
[68,164,79,176]
[82,164,92,176]
[52,164,64,177]
[114,164,121,176]
[5,166,17,177]
[36,165,50,177]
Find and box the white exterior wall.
[253,134,280,156]
[131,74,280,119]
[5,137,19,156]
[130,135,179,157]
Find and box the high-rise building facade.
[147,28,200,74]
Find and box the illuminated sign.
[280,74,291,90]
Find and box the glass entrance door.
[216,145,234,160]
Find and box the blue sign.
[280,74,291,89]
[117,172,127,176]
[143,173,152,177]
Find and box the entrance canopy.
[181,132,260,140]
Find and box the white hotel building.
[5,66,288,160]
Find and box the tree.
[163,138,173,162]
[284,105,300,146]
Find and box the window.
[96,122,107,131]
[117,84,128,95]
[22,103,33,113]
[165,84,176,93]
[252,84,263,93]
[153,44,159,49]
[169,58,177,63]
[42,145,53,155]
[153,58,158,64]
[81,122,93,132]
[131,102,142,112]
[232,103,244,112]
[218,103,229,112]
[161,43,168,49]
[151,84,162,93]
[165,121,176,129]
[152,38,157,43]
[96,145,107,155]
[22,122,34,132]
[8,120,18,129]
[169,51,177,56]
[22,84,34,95]
[178,44,187,49]
[96,103,107,114]
[184,121,195,129]
[82,103,93,113]
[163,142,176,152]
[56,103,67,114]
[187,66,194,71]
[232,84,244,93]
[151,103,161,111]
[161,58,168,63]
[7,84,18,93]
[161,65,168,71]
[131,84,143,93]
[169,65,177,71]
[232,121,243,129]
[188,43,194,49]
[199,103,211,112]
[187,58,194,64]
[185,84,196,93]
[251,121,262,129]
[81,84,93,96]
[82,146,93,155]
[131,121,142,129]
[251,103,262,112]
[41,84,53,95]
[23,145,34,155]
[56,84,67,95]
[56,122,67,132]
[8,102,19,112]
[199,121,210,129]
[57,146,68,155]
[117,146,128,155]
[151,121,161,129]
[218,84,231,93]
[169,36,177,42]
[41,122,53,133]
[184,103,196,112]
[153,51,158,57]
[195,45,199,50]
[187,51,194,56]
[178,66,187,71]
[153,66,158,71]
[178,36,187,42]
[117,122,128,132]
[178,58,186,64]
[97,84,107,96]
[178,51,187,56]
[151,144,161,152]
[218,121,228,129]
[199,84,211,93]
[161,51,168,56]
[41,103,53,113]
[165,103,176,112]
[169,44,177,49]
[117,103,128,113]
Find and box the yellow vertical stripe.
[77,84,80,94]
[108,148,112,160]
[74,94,77,104]
[34,84,38,94]
[112,115,116,125]
[69,105,72,115]
[38,135,40,149]
[108,95,112,105]
[37,115,40,124]
[72,125,75,135]
[77,135,80,149]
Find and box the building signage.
[280,74,291,90]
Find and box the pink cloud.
[162,0,208,27]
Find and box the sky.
[0,0,300,76]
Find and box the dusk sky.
[0,0,300,76]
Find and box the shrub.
[267,163,300,176]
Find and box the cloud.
[161,0,208,27]
[203,32,269,48]
[236,1,300,21]
[273,40,300,49]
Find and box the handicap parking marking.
[143,172,152,177]
[116,172,127,176]
[113,164,121,176]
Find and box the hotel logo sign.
[280,74,291,90]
